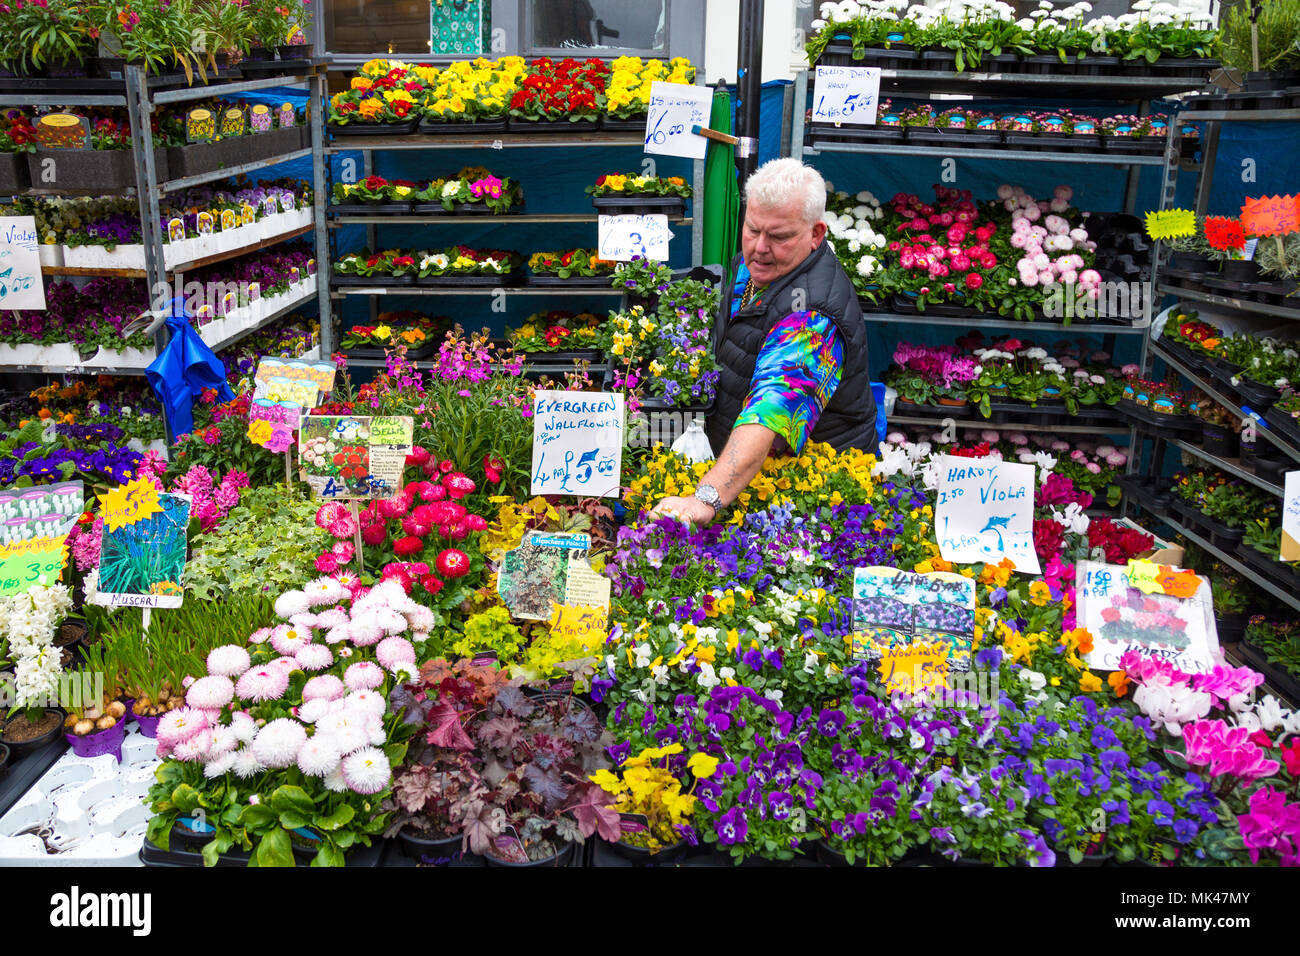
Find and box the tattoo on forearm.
[721,444,746,502]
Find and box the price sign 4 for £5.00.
[813,66,881,126]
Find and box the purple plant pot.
[66,719,126,762]
[136,713,162,738]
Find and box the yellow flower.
[1028,580,1052,607]
[687,752,719,779]
[373,324,392,341]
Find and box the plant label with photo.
[0,216,46,310]
[813,66,881,126]
[186,108,215,143]
[255,357,336,397]
[643,81,712,160]
[530,391,624,498]
[850,566,976,667]
[936,455,1039,574]
[91,492,191,609]
[220,107,247,139]
[298,415,413,500]
[598,214,671,262]
[250,104,272,133]
[1281,471,1300,561]
[497,531,605,621]
[278,103,296,129]
[35,114,90,150]
[1076,560,1218,674]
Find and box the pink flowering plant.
[1123,651,1300,864]
[144,577,426,867]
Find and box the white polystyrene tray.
[0,729,160,866]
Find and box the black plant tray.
[410,201,521,215]
[0,152,30,194]
[331,201,415,215]
[1264,407,1300,451]
[416,117,508,134]
[0,736,67,818]
[600,115,650,132]
[331,274,416,287]
[891,294,976,317]
[1101,136,1165,155]
[1237,643,1300,707]
[28,146,169,191]
[1115,399,1200,435]
[908,128,1003,147]
[0,69,220,93]
[890,399,956,419]
[344,338,440,360]
[527,274,616,287]
[416,272,522,286]
[808,125,906,147]
[140,834,386,867]
[591,195,687,218]
[506,117,600,134]
[518,347,606,365]
[328,118,420,137]
[1232,377,1281,411]
[167,126,305,179]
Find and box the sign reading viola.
[812,66,881,125]
[935,455,1040,575]
[0,216,46,310]
[530,391,624,498]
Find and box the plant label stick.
[351,500,364,573]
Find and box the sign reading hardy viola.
[298,415,414,500]
[0,216,46,310]
[530,391,624,498]
[1076,560,1218,674]
[850,566,976,667]
[643,81,713,160]
[812,65,882,126]
[597,214,672,262]
[497,531,610,621]
[935,455,1040,575]
[92,492,191,609]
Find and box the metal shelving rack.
[323,121,707,352]
[788,66,1212,456]
[0,63,332,381]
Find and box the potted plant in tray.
[589,745,697,864]
[9,0,96,76]
[385,658,616,866]
[0,110,35,194]
[0,584,72,757]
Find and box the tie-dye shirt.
[730,262,843,455]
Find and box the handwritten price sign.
[597,214,672,262]
[98,478,163,533]
[1282,471,1300,561]
[0,216,47,310]
[876,641,949,696]
[1240,194,1300,237]
[813,66,881,126]
[0,537,66,596]
[548,602,609,650]
[643,81,712,160]
[1126,559,1200,598]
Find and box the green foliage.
[1222,0,1300,72]
[449,605,525,660]
[184,487,330,601]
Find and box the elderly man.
[651,157,876,525]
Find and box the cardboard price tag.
[98,478,163,533]
[876,641,950,695]
[1143,208,1198,240]
[547,602,609,650]
[1126,559,1199,598]
[597,214,672,262]
[643,81,713,160]
[1241,194,1300,236]
[0,537,66,596]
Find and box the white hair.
[744,158,826,225]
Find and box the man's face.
[741,199,827,287]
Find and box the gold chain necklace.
[740,276,763,310]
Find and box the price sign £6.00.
[813,66,882,126]
[643,81,713,160]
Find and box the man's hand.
[650,495,716,526]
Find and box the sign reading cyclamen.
[935,455,1040,575]
[530,391,624,498]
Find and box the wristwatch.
[693,483,723,517]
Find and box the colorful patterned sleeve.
[733,311,843,454]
